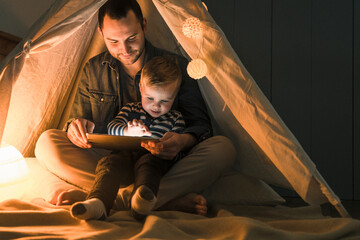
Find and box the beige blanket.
[1,199,360,239]
[1,158,360,240]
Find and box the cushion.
[204,171,285,206]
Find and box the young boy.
[70,56,185,220]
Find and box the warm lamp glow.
[182,17,203,39]
[0,144,28,185]
[187,58,208,79]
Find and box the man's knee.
[35,129,66,163]
[187,135,236,172]
[36,129,67,147]
[200,135,236,171]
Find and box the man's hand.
[125,119,152,137]
[141,132,197,160]
[67,118,95,148]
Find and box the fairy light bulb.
[187,58,208,80]
[182,17,203,39]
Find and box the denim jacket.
[66,41,212,142]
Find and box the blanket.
[1,199,360,239]
[1,158,360,240]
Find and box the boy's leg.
[133,154,174,196]
[154,135,236,209]
[71,151,136,220]
[87,151,136,213]
[130,154,173,220]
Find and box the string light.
[182,17,203,39]
[187,58,207,79]
[182,4,209,80]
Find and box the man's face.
[100,10,146,66]
[140,78,178,118]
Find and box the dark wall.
[205,0,359,200]
[0,31,21,62]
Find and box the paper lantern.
[182,17,203,39]
[0,144,28,185]
[187,58,208,79]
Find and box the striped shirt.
[108,102,185,139]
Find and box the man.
[35,0,235,215]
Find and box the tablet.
[86,133,156,151]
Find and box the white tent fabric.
[0,0,349,217]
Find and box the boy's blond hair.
[140,56,182,88]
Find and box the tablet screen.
[86,133,156,151]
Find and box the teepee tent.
[0,0,349,217]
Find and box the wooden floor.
[283,197,360,219]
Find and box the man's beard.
[117,46,145,65]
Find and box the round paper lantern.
[182,17,203,39]
[187,59,208,80]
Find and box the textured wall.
[205,0,359,200]
[0,0,56,38]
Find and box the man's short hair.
[141,56,182,88]
[98,0,144,29]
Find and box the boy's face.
[99,10,146,66]
[140,78,179,118]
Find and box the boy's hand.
[125,119,152,137]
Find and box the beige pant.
[35,129,236,208]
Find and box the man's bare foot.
[52,189,87,206]
[158,193,207,216]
